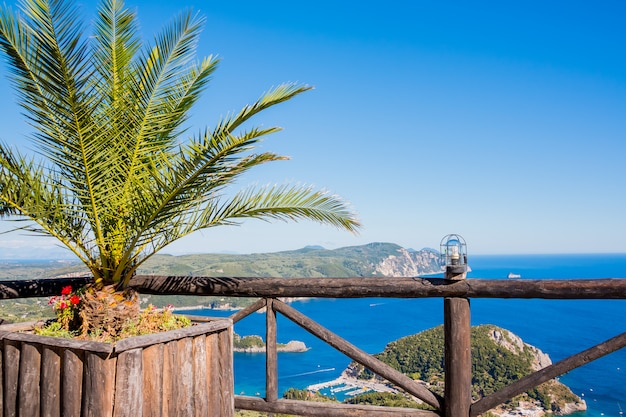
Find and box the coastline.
[174,297,311,313]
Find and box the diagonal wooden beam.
[129,275,626,299]
[229,298,266,323]
[471,331,626,416]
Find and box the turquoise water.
[186,254,626,416]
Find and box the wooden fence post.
[266,298,278,415]
[444,265,471,417]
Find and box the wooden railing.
[2,275,626,416]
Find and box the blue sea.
[186,254,626,417]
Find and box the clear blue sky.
[1,0,625,257]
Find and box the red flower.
[69,295,80,306]
[61,286,72,296]
[59,301,68,309]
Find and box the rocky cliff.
[374,247,441,276]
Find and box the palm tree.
[0,0,360,291]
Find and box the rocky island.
[307,325,586,416]
[233,333,308,353]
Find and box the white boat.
[507,273,521,279]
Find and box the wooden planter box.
[0,318,233,417]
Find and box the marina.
[306,375,399,401]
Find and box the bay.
[187,254,626,416]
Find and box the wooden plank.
[471,330,626,417]
[265,299,278,402]
[3,340,20,417]
[192,335,208,417]
[83,352,116,417]
[142,344,164,417]
[272,299,443,410]
[0,323,38,333]
[176,338,194,417]
[1,331,112,354]
[234,397,440,416]
[218,329,234,417]
[0,339,3,417]
[129,275,626,299]
[114,320,231,353]
[163,340,180,417]
[113,348,143,417]
[41,346,61,417]
[207,333,224,417]
[18,342,41,417]
[206,332,220,417]
[62,349,84,417]
[444,297,471,417]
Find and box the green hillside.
[139,242,441,278]
[0,260,84,280]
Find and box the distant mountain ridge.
[0,243,443,280]
[139,242,443,277]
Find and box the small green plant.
[33,320,76,339]
[36,285,191,342]
[122,304,192,337]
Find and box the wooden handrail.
[128,276,626,299]
[3,276,626,299]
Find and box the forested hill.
[345,325,586,415]
[139,242,442,277]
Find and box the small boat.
[507,273,521,279]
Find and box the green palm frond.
[215,184,361,232]
[211,84,313,141]
[0,144,94,262]
[0,0,360,287]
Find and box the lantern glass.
[440,234,467,267]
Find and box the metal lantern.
[440,234,467,266]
